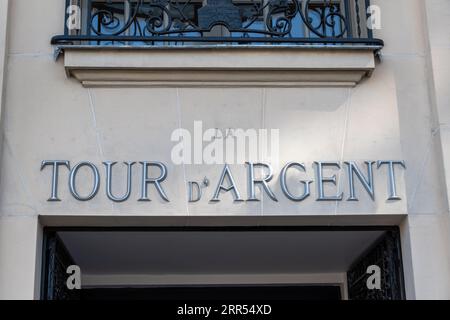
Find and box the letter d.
[188,181,202,203]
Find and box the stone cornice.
[58,46,378,88]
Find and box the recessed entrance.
[41,228,405,300]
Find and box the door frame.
[40,225,405,300]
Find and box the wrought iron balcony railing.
[51,0,384,47]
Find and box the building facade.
[0,0,449,300]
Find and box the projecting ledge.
[59,46,378,88]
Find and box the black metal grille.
[42,233,80,300]
[52,0,383,47]
[347,230,406,300]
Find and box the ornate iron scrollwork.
[52,0,384,46]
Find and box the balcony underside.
[60,46,378,88]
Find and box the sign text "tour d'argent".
[41,161,406,203]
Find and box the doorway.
[41,227,405,300]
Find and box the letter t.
[41,160,70,201]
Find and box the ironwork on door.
[347,230,406,300]
[41,232,80,300]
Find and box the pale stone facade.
[0,0,449,300]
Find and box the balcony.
[52,0,383,47]
[52,0,384,87]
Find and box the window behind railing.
[53,0,383,47]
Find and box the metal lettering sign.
[41,160,406,203]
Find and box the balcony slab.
[58,46,379,88]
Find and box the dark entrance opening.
[41,227,405,301]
